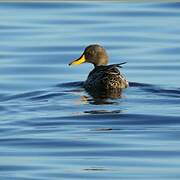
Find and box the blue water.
[0,2,180,180]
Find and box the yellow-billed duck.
[69,44,128,92]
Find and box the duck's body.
[84,63,128,91]
[69,44,128,94]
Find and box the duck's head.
[69,44,108,67]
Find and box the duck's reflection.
[87,88,123,99]
[81,88,123,107]
[84,110,122,114]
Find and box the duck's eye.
[86,50,94,60]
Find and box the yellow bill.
[69,54,86,66]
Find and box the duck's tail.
[111,62,127,68]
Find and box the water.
[0,2,180,179]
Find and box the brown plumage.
[69,44,128,96]
[84,63,128,91]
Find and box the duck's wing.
[85,62,128,90]
[95,62,127,74]
[109,62,127,68]
[87,62,127,78]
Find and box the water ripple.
[1,2,180,180]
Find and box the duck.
[69,44,128,95]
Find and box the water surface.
[0,2,180,180]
